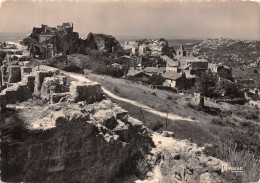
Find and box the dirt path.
[62,71,196,122]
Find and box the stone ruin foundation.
[0,64,108,111]
[0,64,154,183]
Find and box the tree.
[148,74,165,85]
[193,71,220,98]
[217,66,233,81]
[219,80,244,99]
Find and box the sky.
[0,0,259,40]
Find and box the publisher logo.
[221,162,244,173]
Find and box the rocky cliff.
[85,33,123,54]
[22,23,123,59]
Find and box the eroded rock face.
[1,99,153,182]
[22,24,123,59]
[85,33,123,54]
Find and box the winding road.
[62,71,196,122]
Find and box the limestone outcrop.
[22,23,123,59]
[85,33,123,54]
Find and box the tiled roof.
[179,64,191,70]
[181,57,208,63]
[161,55,179,67]
[154,67,166,73]
[162,72,182,80]
[127,68,142,76]
[143,67,158,73]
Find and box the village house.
[124,41,139,55]
[183,70,196,87]
[143,66,166,76]
[161,55,179,72]
[115,55,135,69]
[179,57,208,75]
[162,72,187,89]
[126,68,150,82]
[139,45,147,56]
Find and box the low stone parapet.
[2,82,31,104]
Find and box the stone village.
[0,23,259,183]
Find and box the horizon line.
[0,32,259,41]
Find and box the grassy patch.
[110,97,215,146]
[82,71,260,182]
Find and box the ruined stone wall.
[0,64,153,182]
[8,66,21,83]
[34,69,59,94]
[70,81,103,103]
[1,100,153,183]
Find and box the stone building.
[124,41,139,55]
[162,72,187,89]
[161,55,179,72]
[176,44,192,59]
[180,57,208,76]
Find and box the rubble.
[50,92,70,104]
